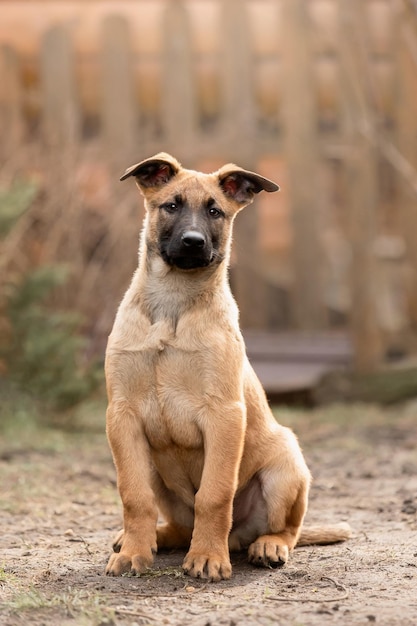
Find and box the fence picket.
[337,1,383,372]
[0,0,415,364]
[281,0,327,330]
[161,1,197,158]
[219,0,256,156]
[40,24,80,150]
[0,46,24,156]
[396,3,417,325]
[100,15,137,169]
[218,0,268,327]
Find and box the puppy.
[105,153,350,581]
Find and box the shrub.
[0,180,37,236]
[1,265,98,411]
[0,180,100,418]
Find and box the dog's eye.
[208,207,223,218]
[162,202,178,214]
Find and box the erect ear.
[120,152,181,188]
[218,165,279,206]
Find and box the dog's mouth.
[161,250,213,270]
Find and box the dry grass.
[0,142,145,359]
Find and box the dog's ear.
[120,153,181,188]
[218,166,279,205]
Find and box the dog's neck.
[133,236,232,328]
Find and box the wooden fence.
[1,0,417,371]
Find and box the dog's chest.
[141,343,207,451]
[109,278,242,451]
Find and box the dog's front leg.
[105,401,158,576]
[182,403,245,582]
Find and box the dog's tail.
[297,522,352,546]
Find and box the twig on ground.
[265,575,349,604]
[67,535,93,556]
[114,607,159,620]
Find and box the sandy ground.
[0,402,416,626]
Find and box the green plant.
[0,179,101,418]
[0,179,37,236]
[0,564,18,585]
[0,265,99,411]
[4,587,115,625]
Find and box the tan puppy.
[105,153,350,581]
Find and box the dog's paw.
[112,528,124,553]
[182,550,232,582]
[106,549,155,576]
[248,536,289,569]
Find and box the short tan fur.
[105,153,351,581]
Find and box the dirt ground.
[0,401,416,626]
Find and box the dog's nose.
[181,231,205,248]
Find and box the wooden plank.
[40,24,80,150]
[395,1,417,324]
[218,0,267,328]
[280,0,327,330]
[337,1,383,373]
[0,46,24,155]
[219,0,256,154]
[249,360,334,394]
[244,331,352,397]
[100,15,137,169]
[243,330,352,363]
[161,1,196,158]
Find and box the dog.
[105,153,351,581]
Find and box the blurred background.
[1,0,417,422]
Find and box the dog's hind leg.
[113,522,192,552]
[247,434,311,569]
[111,528,124,553]
[156,522,193,549]
[112,470,194,554]
[154,479,194,550]
[248,479,309,568]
